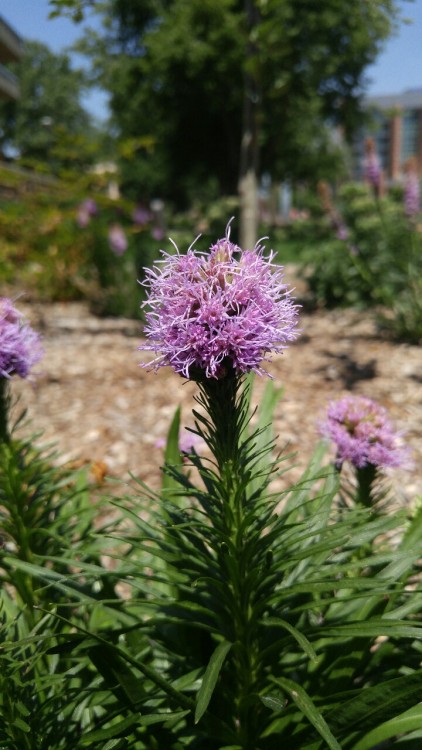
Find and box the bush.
[301,181,422,343]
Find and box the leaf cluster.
[70,0,401,204]
[2,380,420,748]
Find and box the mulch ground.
[13,299,422,504]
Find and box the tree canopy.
[60,0,401,205]
[0,40,97,174]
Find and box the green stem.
[0,378,10,444]
[201,374,260,748]
[355,464,377,509]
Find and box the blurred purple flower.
[139,221,300,380]
[133,204,151,226]
[77,198,97,227]
[335,225,349,241]
[404,159,420,217]
[363,138,382,194]
[156,427,205,456]
[320,395,408,470]
[0,298,43,379]
[108,223,128,256]
[151,226,165,241]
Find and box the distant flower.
[335,224,349,241]
[363,138,382,194]
[77,198,97,227]
[133,204,151,226]
[320,395,408,470]
[156,427,205,456]
[139,222,300,380]
[403,158,420,217]
[108,223,128,255]
[151,226,165,241]
[0,298,43,379]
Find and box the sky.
[1,0,422,122]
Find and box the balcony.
[0,15,24,63]
[0,14,23,100]
[0,63,19,99]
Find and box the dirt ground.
[11,295,422,503]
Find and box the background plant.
[301,180,422,343]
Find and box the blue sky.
[2,0,422,122]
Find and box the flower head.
[320,395,408,470]
[77,198,97,227]
[156,427,205,456]
[363,138,382,194]
[403,158,420,217]
[0,298,43,379]
[108,223,128,256]
[133,204,150,226]
[139,222,299,380]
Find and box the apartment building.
[0,14,24,100]
[353,89,422,181]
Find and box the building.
[353,89,422,181]
[0,14,24,100]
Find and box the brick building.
[353,90,422,181]
[0,14,24,100]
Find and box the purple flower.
[139,222,300,380]
[77,198,97,227]
[151,226,165,241]
[320,395,408,470]
[133,204,151,226]
[0,298,43,379]
[363,138,382,193]
[404,166,420,217]
[156,427,205,456]
[335,224,349,241]
[108,223,128,256]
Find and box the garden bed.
[13,299,421,503]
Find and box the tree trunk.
[239,0,260,249]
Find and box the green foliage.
[0,41,98,176]
[302,182,422,342]
[0,168,161,317]
[72,0,400,204]
[2,379,420,748]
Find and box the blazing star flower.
[0,298,43,379]
[363,138,382,193]
[139,223,299,380]
[133,205,151,226]
[156,427,205,456]
[108,223,128,256]
[77,198,97,227]
[151,226,165,241]
[403,158,420,217]
[320,395,408,470]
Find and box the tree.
[70,0,400,227]
[0,40,97,174]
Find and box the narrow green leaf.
[263,617,318,661]
[351,704,422,750]
[138,710,190,726]
[81,714,142,743]
[325,672,422,738]
[103,741,124,750]
[195,640,232,724]
[12,717,31,732]
[261,695,286,712]
[272,676,342,750]
[103,740,122,750]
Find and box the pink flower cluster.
[139,225,299,380]
[0,298,43,379]
[404,169,420,217]
[321,395,408,470]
